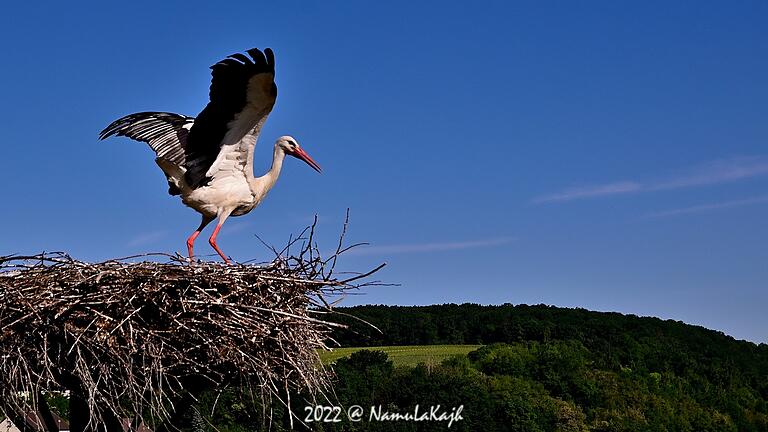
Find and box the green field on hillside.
[318,344,481,367]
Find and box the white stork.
[100,48,321,264]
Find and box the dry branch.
[0,220,381,430]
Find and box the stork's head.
[276,136,322,173]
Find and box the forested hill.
[330,303,768,384]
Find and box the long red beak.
[292,147,322,173]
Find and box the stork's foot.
[208,223,232,265]
[186,216,214,265]
[210,241,232,265]
[186,249,199,265]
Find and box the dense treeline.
[330,304,767,392]
[313,303,768,431]
[308,341,768,431]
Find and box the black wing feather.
[99,112,194,166]
[229,53,252,64]
[184,48,277,189]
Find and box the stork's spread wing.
[184,48,277,189]
[99,112,195,166]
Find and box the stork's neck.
[251,145,286,197]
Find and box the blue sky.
[2,1,767,342]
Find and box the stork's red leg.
[187,216,213,262]
[208,223,231,264]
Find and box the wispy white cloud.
[127,230,167,247]
[644,195,768,218]
[650,156,768,190]
[533,181,642,203]
[345,237,515,256]
[534,156,768,204]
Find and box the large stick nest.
[0,221,382,429]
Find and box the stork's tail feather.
[155,158,189,196]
